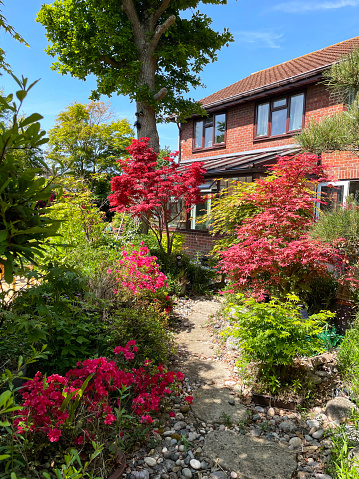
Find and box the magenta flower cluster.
[108,244,168,295]
[14,342,183,443]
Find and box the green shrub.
[337,317,359,396]
[151,248,216,295]
[225,294,334,380]
[300,274,338,314]
[101,306,175,365]
[2,267,103,375]
[311,196,359,260]
[327,412,359,479]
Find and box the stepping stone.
[192,386,247,424]
[192,301,221,316]
[203,430,297,479]
[177,328,210,342]
[180,358,232,384]
[185,341,218,358]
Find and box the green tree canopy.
[46,101,134,184]
[36,0,233,152]
[297,47,359,154]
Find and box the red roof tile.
[201,37,359,107]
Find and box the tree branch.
[152,0,172,25]
[153,87,168,102]
[98,55,124,70]
[150,15,176,52]
[121,0,142,45]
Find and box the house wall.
[179,81,359,258]
[181,230,215,257]
[180,83,346,162]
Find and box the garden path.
[173,298,298,479]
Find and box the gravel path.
[125,296,338,479]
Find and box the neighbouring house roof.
[200,36,359,109]
[180,145,301,176]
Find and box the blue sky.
[1,0,359,152]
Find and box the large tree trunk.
[135,52,160,152]
[136,100,159,153]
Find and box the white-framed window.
[190,180,217,230]
[190,197,212,231]
[316,180,359,212]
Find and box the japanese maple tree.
[219,153,344,299]
[108,138,205,254]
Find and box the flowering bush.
[13,342,183,444]
[219,154,345,299]
[109,138,206,255]
[107,243,172,314]
[109,244,168,295]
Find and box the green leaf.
[15,89,27,102]
[19,113,43,128]
[0,454,10,461]
[0,390,12,407]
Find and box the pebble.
[210,472,227,479]
[174,421,187,431]
[189,459,201,470]
[289,437,302,448]
[255,406,265,413]
[279,420,297,433]
[182,468,192,478]
[312,429,324,440]
[144,457,157,467]
[307,419,320,429]
[124,299,338,479]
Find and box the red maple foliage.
[219,153,344,298]
[108,138,206,254]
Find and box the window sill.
[192,143,226,154]
[253,130,300,142]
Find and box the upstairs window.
[194,113,226,149]
[255,92,305,138]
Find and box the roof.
[201,36,359,108]
[180,145,300,176]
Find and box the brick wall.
[181,230,216,257]
[180,83,348,164]
[179,82,359,256]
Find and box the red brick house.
[174,36,359,257]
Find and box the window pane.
[289,93,304,131]
[204,126,213,148]
[191,198,211,230]
[273,98,286,108]
[194,121,203,148]
[204,115,213,126]
[168,198,184,228]
[271,108,287,136]
[256,103,269,136]
[349,181,359,201]
[214,114,226,143]
[320,185,344,211]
